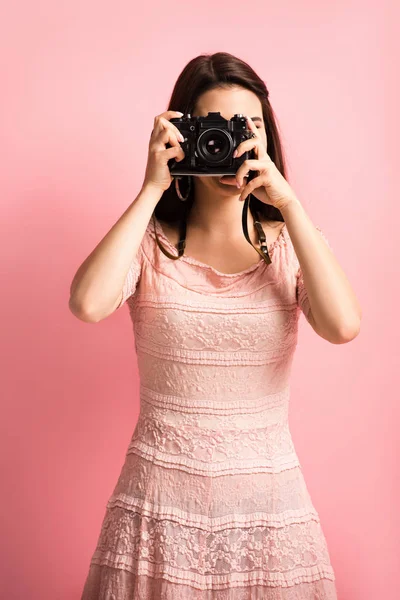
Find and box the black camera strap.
[241,172,272,265]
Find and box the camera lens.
[197,129,233,163]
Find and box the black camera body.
[168,112,256,176]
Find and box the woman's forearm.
[69,184,162,322]
[280,197,362,343]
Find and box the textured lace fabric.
[82,216,337,599]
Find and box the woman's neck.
[188,178,256,242]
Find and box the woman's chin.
[197,175,241,195]
[215,175,241,192]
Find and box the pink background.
[1,1,398,599]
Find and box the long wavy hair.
[154,52,288,254]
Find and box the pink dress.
[81,215,338,600]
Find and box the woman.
[72,51,361,599]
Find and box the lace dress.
[81,215,338,600]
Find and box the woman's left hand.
[233,115,298,211]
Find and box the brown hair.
[154,51,288,248]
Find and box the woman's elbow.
[68,296,100,323]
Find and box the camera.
[167,112,256,176]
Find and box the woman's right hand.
[142,110,186,193]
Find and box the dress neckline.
[153,215,287,278]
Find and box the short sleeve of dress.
[295,226,333,321]
[115,231,147,310]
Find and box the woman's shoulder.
[154,217,181,244]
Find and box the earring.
[175,175,191,201]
